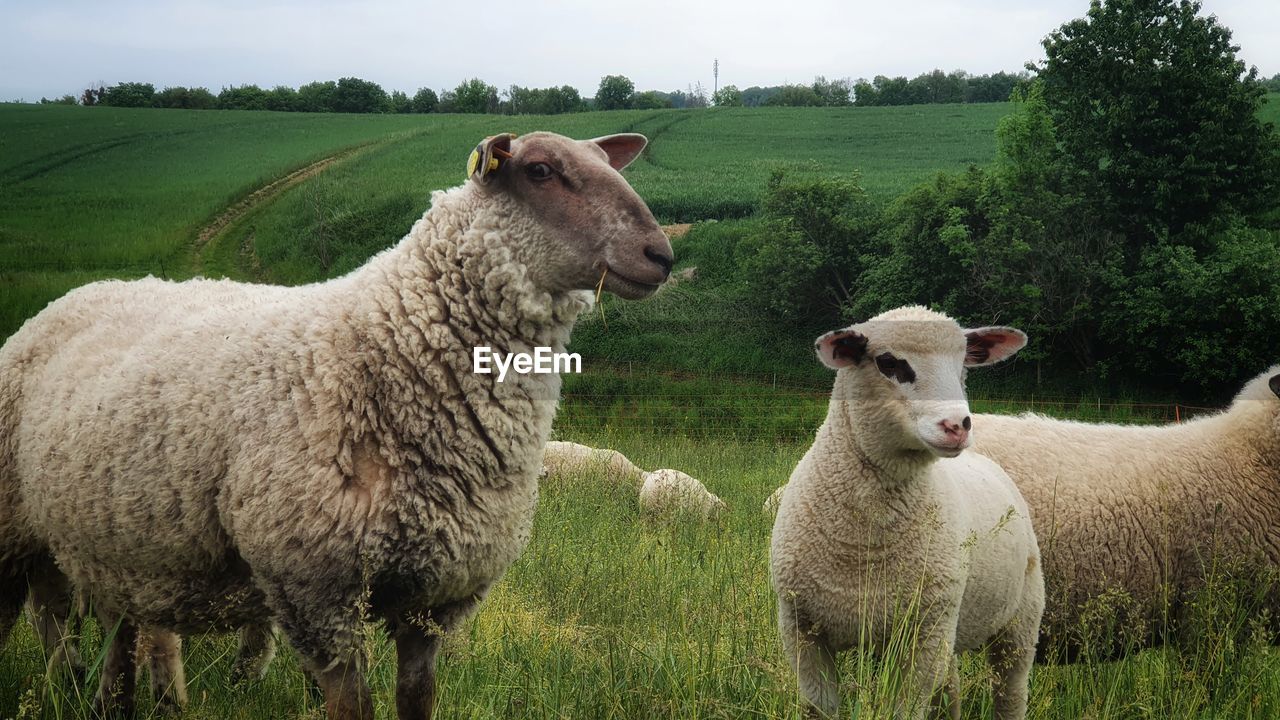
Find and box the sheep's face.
[472,131,673,300]
[815,306,1026,459]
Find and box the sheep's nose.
[939,417,971,444]
[644,246,673,277]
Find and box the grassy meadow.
[5,429,1280,719]
[2,97,1280,718]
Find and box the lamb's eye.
[526,162,555,181]
[875,353,897,378]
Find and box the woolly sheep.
[0,131,673,720]
[540,440,646,485]
[541,440,726,518]
[638,468,727,519]
[969,367,1280,660]
[769,306,1043,719]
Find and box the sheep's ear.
[467,133,517,183]
[591,133,647,171]
[1269,374,1280,399]
[963,326,1027,366]
[815,327,868,370]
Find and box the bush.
[411,87,438,114]
[218,85,268,111]
[738,172,883,328]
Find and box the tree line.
[37,68,1043,114]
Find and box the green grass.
[4,425,1278,719]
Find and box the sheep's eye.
[875,353,897,378]
[526,162,555,181]
[875,352,916,383]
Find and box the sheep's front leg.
[138,627,187,713]
[93,613,139,719]
[26,560,85,683]
[230,623,277,684]
[314,655,373,720]
[392,594,483,720]
[928,660,960,720]
[987,620,1038,719]
[778,600,839,718]
[904,630,954,720]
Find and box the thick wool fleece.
[0,184,589,670]
[971,366,1280,659]
[769,306,1042,719]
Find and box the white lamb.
[541,441,726,518]
[0,131,673,720]
[770,306,1043,719]
[638,468,727,519]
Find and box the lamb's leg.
[27,561,86,683]
[988,562,1043,720]
[93,613,139,719]
[988,617,1038,720]
[778,600,839,718]
[904,630,954,720]
[391,594,484,720]
[229,623,277,684]
[313,655,373,720]
[928,660,960,720]
[138,627,187,714]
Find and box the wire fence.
[556,363,1222,443]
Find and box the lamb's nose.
[939,417,970,444]
[644,246,673,277]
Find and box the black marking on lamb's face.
[874,352,916,384]
[1270,374,1280,399]
[965,331,996,364]
[827,333,868,364]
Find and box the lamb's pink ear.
[963,326,1027,366]
[591,133,648,170]
[815,327,868,370]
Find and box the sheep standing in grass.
[770,306,1042,719]
[971,367,1280,660]
[0,131,673,720]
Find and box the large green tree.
[1036,0,1280,249]
[595,75,634,110]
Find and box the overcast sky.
[2,0,1277,101]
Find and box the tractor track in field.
[189,142,378,276]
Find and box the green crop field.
[0,101,1017,339]
[2,97,1280,719]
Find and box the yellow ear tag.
[467,149,481,178]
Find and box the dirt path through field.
[193,145,363,249]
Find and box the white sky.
[1,0,1277,101]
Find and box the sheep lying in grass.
[638,468,727,519]
[770,306,1042,719]
[541,440,647,484]
[541,440,726,518]
[970,366,1280,661]
[0,131,673,720]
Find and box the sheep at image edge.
[970,367,1280,661]
[541,440,727,518]
[0,131,674,720]
[770,306,1043,719]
